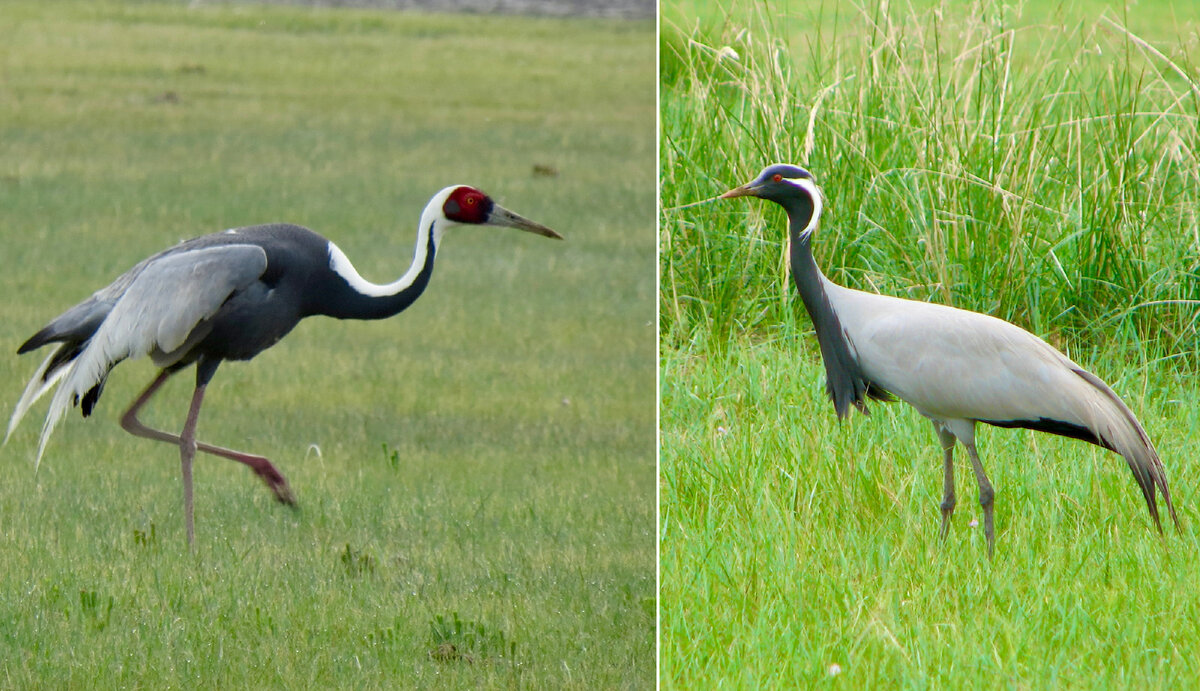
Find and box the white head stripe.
[780,176,824,234]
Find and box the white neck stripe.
[326,186,464,298]
[327,229,434,298]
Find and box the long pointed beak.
[487,204,563,240]
[719,183,759,199]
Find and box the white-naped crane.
[7,185,562,546]
[718,163,1178,557]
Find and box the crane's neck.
[321,200,447,321]
[784,186,837,329]
[789,227,834,321]
[786,193,876,419]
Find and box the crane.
[717,163,1178,557]
[7,184,562,546]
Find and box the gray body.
[10,223,388,463]
[721,164,1178,556]
[35,226,311,372]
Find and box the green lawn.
[0,1,655,687]
[661,0,1200,687]
[662,343,1200,688]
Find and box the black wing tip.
[1152,471,1182,535]
[867,383,896,403]
[17,326,60,354]
[1129,457,1183,537]
[828,380,893,421]
[1151,500,1183,537]
[1146,495,1165,535]
[17,335,43,354]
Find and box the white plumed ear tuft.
[784,176,824,236]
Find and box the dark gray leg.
[120,372,295,506]
[935,423,957,540]
[963,440,995,559]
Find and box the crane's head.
[436,185,562,239]
[719,164,824,236]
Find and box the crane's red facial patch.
[443,186,494,225]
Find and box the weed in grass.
[339,542,377,577]
[77,590,114,632]
[428,611,517,665]
[253,606,280,637]
[382,441,402,471]
[132,522,158,549]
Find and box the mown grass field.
[0,2,655,687]
[661,0,1200,687]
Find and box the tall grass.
[661,0,1200,363]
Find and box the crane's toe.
[267,477,296,507]
[980,503,996,560]
[238,458,295,506]
[938,502,954,541]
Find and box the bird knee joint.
[979,486,994,508]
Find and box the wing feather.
[30,244,267,466]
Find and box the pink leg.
[180,384,201,546]
[120,372,296,509]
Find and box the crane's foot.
[260,471,296,507]
[938,498,955,541]
[983,508,995,560]
[267,477,297,507]
[229,451,296,507]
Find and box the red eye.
[772,174,783,182]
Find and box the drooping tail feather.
[1072,368,1180,533]
[7,334,119,470]
[1119,438,1176,534]
[33,332,129,470]
[5,346,73,449]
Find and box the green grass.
[0,1,655,687]
[662,344,1200,688]
[661,0,1200,687]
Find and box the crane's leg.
[963,440,995,559]
[119,372,296,506]
[934,423,957,540]
[179,383,205,547]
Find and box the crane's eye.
[772,174,783,182]
[467,196,477,205]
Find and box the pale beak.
[719,183,760,199]
[487,204,563,240]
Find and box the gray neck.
[788,219,885,418]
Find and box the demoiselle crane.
[718,164,1178,557]
[8,185,562,545]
